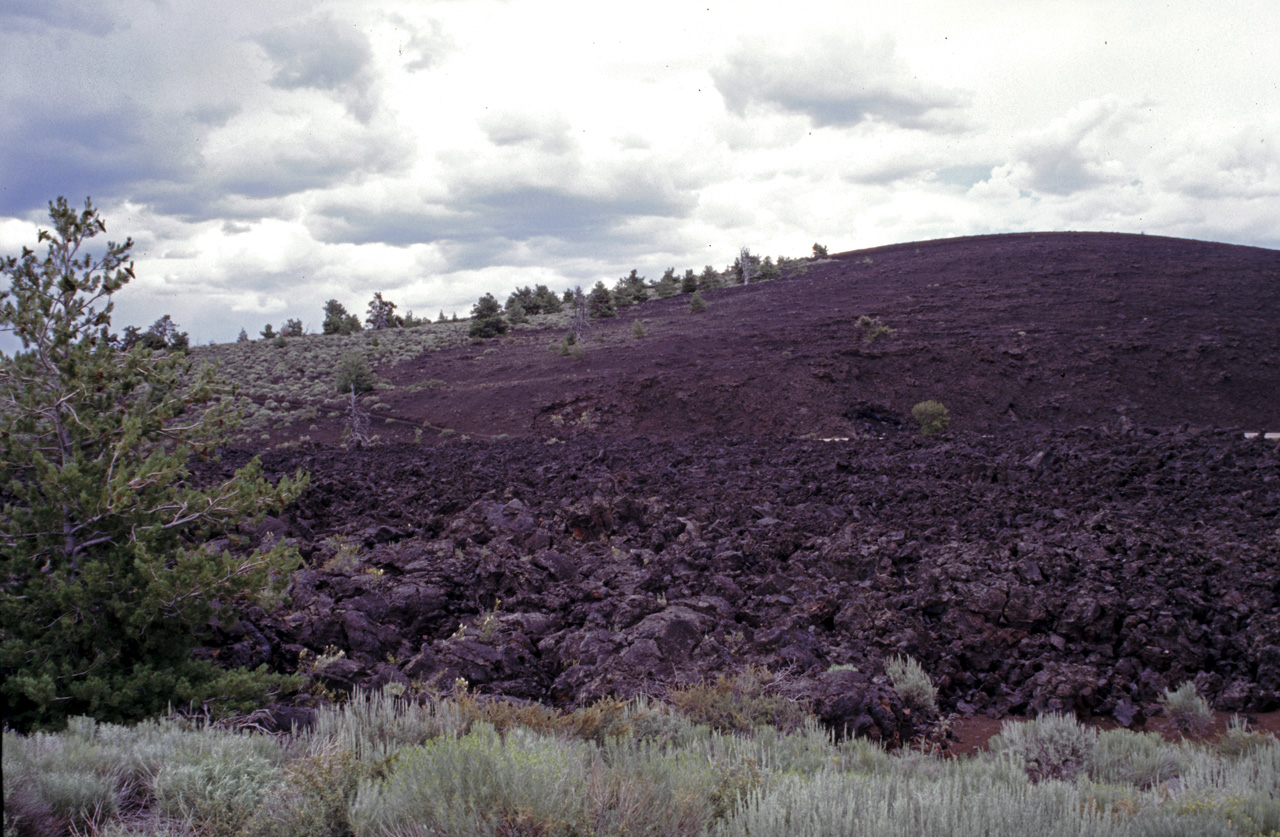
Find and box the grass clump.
[885,654,938,714]
[912,399,951,435]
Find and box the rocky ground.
[208,426,1279,745]
[209,232,1280,746]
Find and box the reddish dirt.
[216,232,1280,746]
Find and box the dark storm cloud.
[712,33,966,130]
[309,171,695,261]
[0,102,197,216]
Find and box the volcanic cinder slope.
[359,231,1280,441]
[222,232,1280,742]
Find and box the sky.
[1,0,1277,344]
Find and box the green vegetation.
[856,313,895,344]
[690,290,708,313]
[5,690,1279,837]
[588,280,617,318]
[912,399,951,435]
[885,654,938,714]
[0,198,307,730]
[322,299,362,335]
[1162,681,1214,736]
[468,292,508,338]
[335,351,377,395]
[190,320,476,440]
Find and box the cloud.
[478,110,575,152]
[387,13,455,72]
[712,32,968,130]
[257,14,380,121]
[2,0,115,34]
[1157,122,1280,201]
[1004,97,1137,196]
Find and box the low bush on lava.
[912,399,951,435]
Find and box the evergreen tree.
[506,300,528,325]
[654,268,680,298]
[281,317,304,337]
[237,328,250,343]
[699,265,723,290]
[681,269,698,294]
[812,242,829,258]
[260,323,276,340]
[532,284,563,314]
[612,270,648,308]
[0,198,306,729]
[366,292,400,330]
[468,293,508,338]
[690,290,708,313]
[322,300,361,335]
[587,281,616,318]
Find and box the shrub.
[885,654,938,714]
[1088,728,1183,788]
[690,291,708,313]
[349,724,589,837]
[1215,715,1277,759]
[855,314,894,344]
[668,668,811,734]
[153,736,281,837]
[632,319,646,338]
[912,400,950,435]
[989,713,1098,782]
[1161,681,1213,736]
[242,746,365,837]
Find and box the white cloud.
[712,31,969,130]
[2,0,1279,343]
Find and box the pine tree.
[654,268,680,298]
[468,293,507,338]
[366,293,397,330]
[681,269,698,294]
[322,300,361,335]
[587,281,616,318]
[0,198,307,729]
